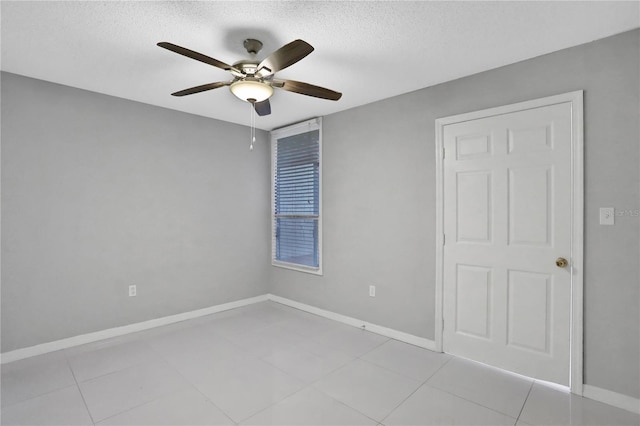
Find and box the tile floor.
[1,301,639,425]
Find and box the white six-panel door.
[441,100,576,386]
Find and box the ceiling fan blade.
[171,81,232,97]
[274,79,342,101]
[158,42,241,74]
[253,99,271,116]
[256,39,314,77]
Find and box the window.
[271,118,322,274]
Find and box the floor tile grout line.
[226,332,311,357]
[66,342,164,385]
[305,349,425,424]
[148,324,261,362]
[143,345,243,425]
[309,383,385,425]
[300,334,398,385]
[326,392,382,425]
[70,354,171,387]
[515,380,535,423]
[235,383,314,425]
[258,344,354,386]
[244,334,401,424]
[378,376,429,425]
[89,385,197,425]
[226,338,358,425]
[250,332,372,396]
[76,356,198,424]
[422,355,533,419]
[415,352,454,383]
[0,381,79,410]
[357,334,392,355]
[184,384,244,425]
[271,319,347,341]
[1,350,80,408]
[65,357,96,425]
[377,355,455,425]
[356,356,426,385]
[421,381,522,421]
[298,330,388,362]
[356,350,452,384]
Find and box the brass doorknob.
[556,257,568,268]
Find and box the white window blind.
[271,118,322,273]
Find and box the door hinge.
[443,234,446,245]
[442,319,445,332]
[442,148,445,159]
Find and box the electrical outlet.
[129,285,137,297]
[369,285,376,297]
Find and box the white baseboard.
[583,384,640,415]
[0,294,269,364]
[267,294,437,351]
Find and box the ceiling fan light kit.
[157,38,342,117]
[230,78,274,103]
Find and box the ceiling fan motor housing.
[231,60,259,77]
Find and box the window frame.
[270,117,323,275]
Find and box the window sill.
[272,260,323,276]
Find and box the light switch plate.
[600,207,615,225]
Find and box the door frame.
[434,91,584,395]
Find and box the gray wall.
[1,72,271,352]
[270,29,640,399]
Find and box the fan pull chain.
[249,102,256,151]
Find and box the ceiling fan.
[157,38,342,116]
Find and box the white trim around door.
[434,91,584,395]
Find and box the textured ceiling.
[2,1,639,130]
